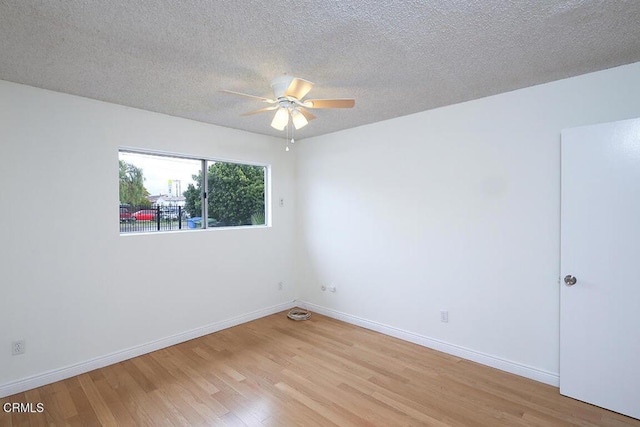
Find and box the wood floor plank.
[2,311,640,426]
[76,374,118,426]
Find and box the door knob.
[564,275,577,286]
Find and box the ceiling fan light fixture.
[291,109,308,129]
[271,108,289,130]
[223,75,355,132]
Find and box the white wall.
[0,81,296,394]
[295,62,640,382]
[2,61,639,396]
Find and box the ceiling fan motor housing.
[270,75,295,99]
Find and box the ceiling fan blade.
[298,107,316,121]
[284,78,314,100]
[304,98,355,109]
[241,106,278,116]
[220,90,276,103]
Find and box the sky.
[119,151,201,196]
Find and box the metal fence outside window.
[120,205,190,233]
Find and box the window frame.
[119,147,270,234]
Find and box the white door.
[560,117,640,419]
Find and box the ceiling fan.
[221,75,355,131]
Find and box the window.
[119,150,267,233]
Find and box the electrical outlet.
[278,281,284,290]
[12,340,25,355]
[440,311,449,323]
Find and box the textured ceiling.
[1,1,639,140]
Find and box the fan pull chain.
[285,121,290,151]
[285,117,295,151]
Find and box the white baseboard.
[300,301,559,387]
[2,300,558,398]
[0,301,296,398]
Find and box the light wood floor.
[2,311,639,426]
